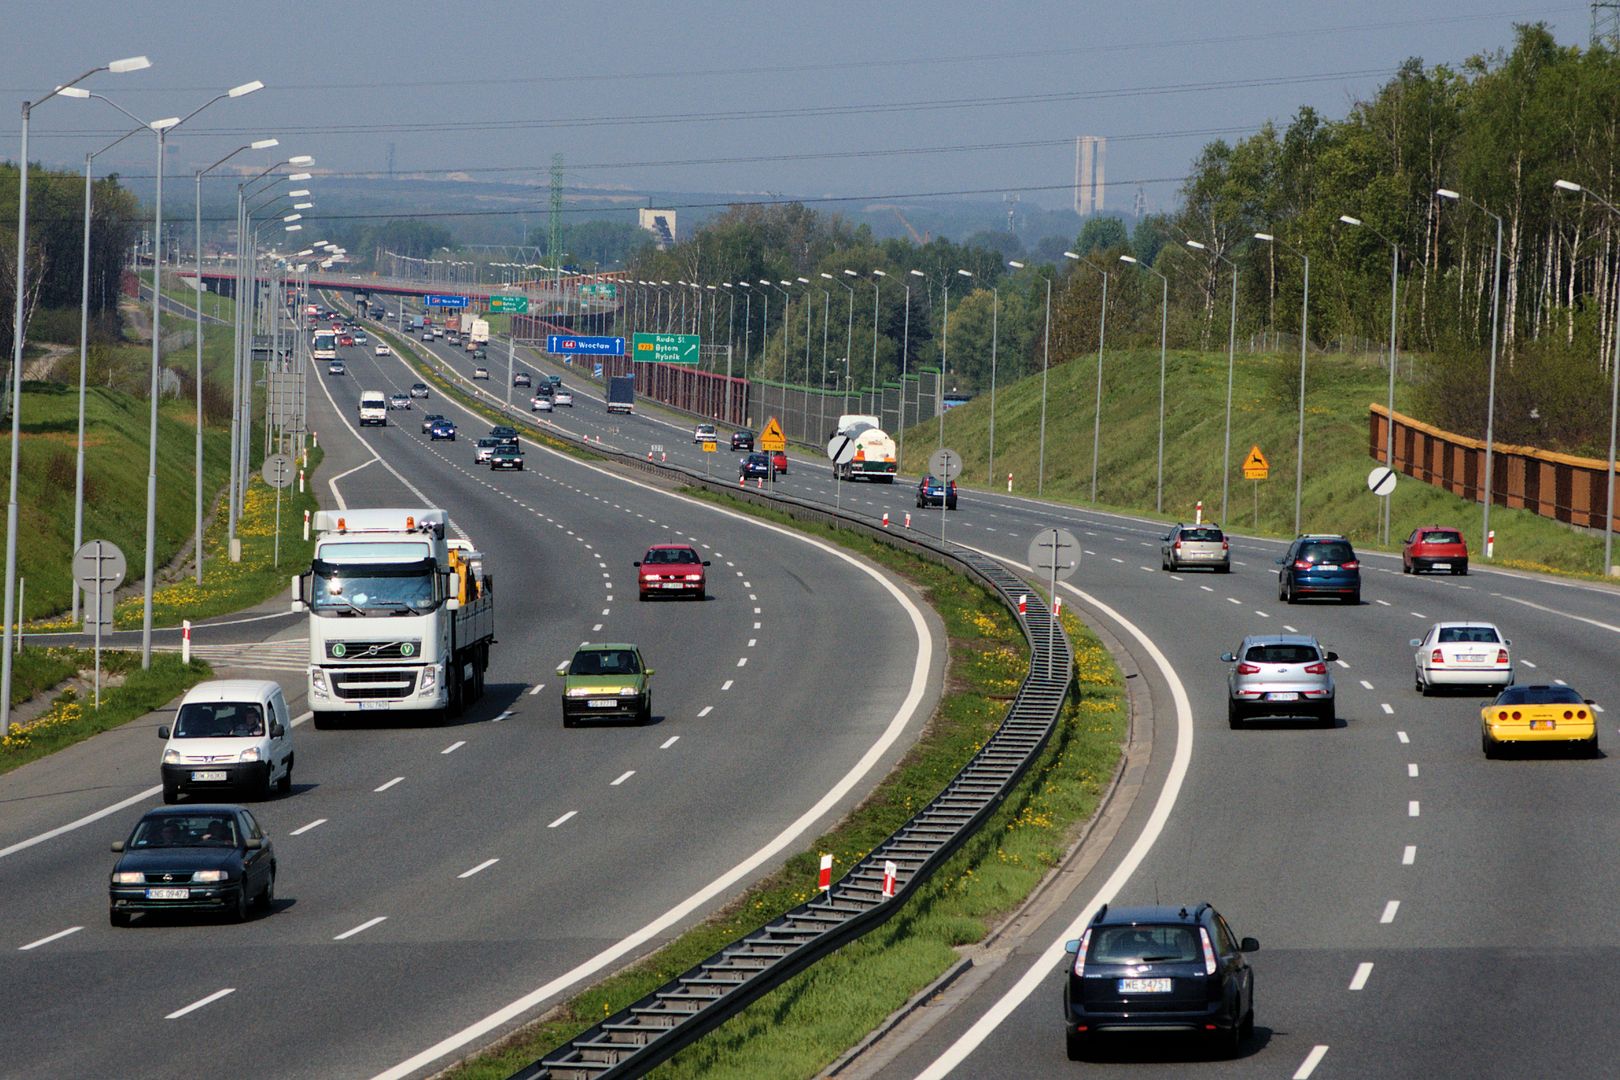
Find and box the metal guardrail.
[333,296,1076,1079]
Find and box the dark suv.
[1276,534,1361,604]
[1064,903,1258,1060]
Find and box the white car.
[374,343,391,356]
[473,366,490,380]
[159,679,294,802]
[694,423,717,444]
[531,394,553,412]
[388,393,411,410]
[1412,621,1513,695]
[553,387,573,407]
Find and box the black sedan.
[490,446,525,470]
[108,805,275,925]
[731,429,755,452]
[739,452,771,480]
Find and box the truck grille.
[326,640,422,661]
[330,669,418,700]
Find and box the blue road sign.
[425,294,469,308]
[547,334,626,356]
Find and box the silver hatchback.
[1220,634,1337,727]
[1162,523,1230,573]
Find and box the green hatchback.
[558,644,653,727]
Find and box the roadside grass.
[141,269,237,322]
[0,651,212,774]
[921,346,1608,577]
[9,648,84,707]
[440,495,1126,1080]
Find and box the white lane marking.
[1403,845,1417,865]
[547,811,577,829]
[1335,659,1350,669]
[1360,679,1374,690]
[1409,801,1420,817]
[493,710,512,722]
[1411,611,1426,618]
[1294,1045,1330,1078]
[912,549,1194,1080]
[611,771,635,787]
[753,607,761,614]
[736,657,747,667]
[334,916,388,941]
[747,638,757,647]
[660,736,680,749]
[1376,599,1392,606]
[1200,585,1214,592]
[18,926,82,951]
[374,777,404,792]
[326,457,378,510]
[166,987,236,1019]
[442,741,466,755]
[1169,574,1183,581]
[0,784,163,861]
[1139,566,1153,573]
[1398,731,1410,743]
[721,679,734,690]
[459,859,500,879]
[1521,659,1537,668]
[1349,962,1374,990]
[1595,703,1606,713]
[1408,763,1419,778]
[529,684,545,696]
[601,608,610,616]
[1554,677,1568,686]
[1381,703,1395,715]
[1225,597,1241,605]
[593,624,603,632]
[697,706,713,717]
[753,622,761,630]
[1380,900,1400,923]
[1283,624,1299,633]
[289,819,327,836]
[1254,610,1270,618]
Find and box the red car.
[1403,525,1469,575]
[338,334,355,347]
[771,450,788,474]
[635,544,710,601]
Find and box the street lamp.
[1337,215,1403,545]
[1013,260,1059,497]
[902,269,923,469]
[1254,231,1310,535]
[1554,179,1620,576]
[941,269,972,448]
[1186,240,1239,527]
[3,55,150,733]
[1119,254,1170,513]
[1436,188,1504,560]
[869,269,886,400]
[822,272,856,411]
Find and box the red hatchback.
[635,544,710,600]
[1403,525,1469,575]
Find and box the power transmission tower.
[386,142,395,179]
[1133,186,1147,220]
[549,154,564,284]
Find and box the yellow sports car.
[1481,683,1598,758]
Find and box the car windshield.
[130,814,239,849]
[1244,643,1320,664]
[1181,528,1224,542]
[570,650,642,676]
[1089,925,1200,964]
[173,701,264,738]
[1300,541,1355,563]
[477,438,498,448]
[1438,626,1500,644]
[645,548,699,564]
[311,558,437,616]
[1421,530,1463,545]
[1497,685,1584,706]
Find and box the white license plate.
[1459,654,1485,664]
[190,771,228,782]
[1318,563,1339,571]
[356,700,393,711]
[1531,719,1555,730]
[1118,978,1172,994]
[588,699,618,708]
[1266,692,1300,701]
[1432,562,1451,570]
[146,888,189,900]
[662,583,686,589]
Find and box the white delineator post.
[1487,530,1495,559]
[1195,500,1203,525]
[882,860,898,899]
[181,619,191,664]
[818,853,833,892]
[1018,594,1028,615]
[1007,472,1013,493]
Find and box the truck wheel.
[162,783,179,805]
[311,712,335,730]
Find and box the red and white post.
[904,512,912,529]
[882,512,890,528]
[818,853,833,892]
[181,620,192,665]
[1053,596,1063,619]
[1194,500,1203,524]
[1018,594,1028,615]
[303,509,311,541]
[1007,472,1013,493]
[881,860,898,899]
[1487,529,1495,559]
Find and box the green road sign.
[579,283,618,299]
[632,332,701,365]
[489,294,529,314]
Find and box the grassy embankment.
[917,347,1606,577]
[442,497,1126,1080]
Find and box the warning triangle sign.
[1242,444,1269,479]
[760,417,787,451]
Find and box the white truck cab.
[159,679,294,802]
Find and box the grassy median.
[441,496,1127,1079]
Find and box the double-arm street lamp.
[940,268,973,448]
[1119,254,1170,513]
[1060,251,1110,502]
[1337,215,1403,545]
[1185,240,1240,527]
[1254,231,1310,534]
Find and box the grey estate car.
[1161,523,1230,573]
[1220,634,1338,727]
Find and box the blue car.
[739,452,771,479]
[429,418,457,441]
[1276,534,1361,605]
[916,474,958,510]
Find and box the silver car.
[1220,634,1337,728]
[474,437,500,464]
[1162,523,1230,573]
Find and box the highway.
[0,308,941,1079]
[384,310,1620,1078]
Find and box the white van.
[359,389,388,426]
[159,680,294,802]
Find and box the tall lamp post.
[823,272,856,413]
[940,268,972,448]
[1010,261,1054,496]
[1119,254,1170,513]
[1554,179,1620,576]
[869,269,885,401]
[1061,251,1110,503]
[1336,215,1402,544]
[1185,240,1239,527]
[903,270,923,470]
[1254,231,1310,535]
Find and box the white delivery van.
[158,679,294,802]
[359,389,388,426]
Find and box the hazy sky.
[2,1,1591,217]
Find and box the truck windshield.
[311,558,437,616]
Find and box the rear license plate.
[1432,562,1451,570]
[190,771,227,782]
[1266,692,1300,701]
[146,888,189,900]
[1118,978,1172,994]
[588,699,617,708]
[1531,719,1555,730]
[1459,654,1485,664]
[1318,563,1339,571]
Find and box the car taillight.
[1199,928,1218,975]
[1073,928,1091,976]
[1496,649,1509,664]
[1173,540,1182,550]
[1578,709,1589,719]
[1236,663,1261,675]
[1222,540,1230,551]
[1431,649,1444,664]
[1564,710,1574,720]
[1304,662,1327,675]
[1293,559,1311,570]
[1497,710,1509,720]
[1512,710,1522,720]
[1341,560,1359,570]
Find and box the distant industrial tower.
[1074,136,1106,216]
[386,142,395,179]
[1132,186,1147,220]
[549,154,563,276]
[1594,1,1620,48]
[1003,192,1020,234]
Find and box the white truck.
[294,509,494,728]
[831,413,897,483]
[359,390,388,426]
[468,318,490,346]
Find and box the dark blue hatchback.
[1277,534,1361,604]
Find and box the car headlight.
[420,663,437,691]
[566,687,596,698]
[112,871,144,884]
[618,686,640,697]
[238,747,260,763]
[163,749,181,764]
[193,870,228,883]
[684,573,702,580]
[311,668,328,694]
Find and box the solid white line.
[1294,1046,1330,1079]
[1398,730,1410,743]
[1349,962,1374,990]
[0,784,162,861]
[697,706,713,717]
[660,736,679,749]
[529,684,545,696]
[1360,679,1375,690]
[18,926,82,951]
[548,811,577,828]
[1403,845,1417,865]
[166,987,235,1020]
[289,819,327,837]
[374,777,404,792]
[458,859,499,879]
[326,457,378,511]
[1380,900,1400,923]
[441,741,466,755]
[1381,703,1395,715]
[1408,763,1419,777]
[611,771,635,787]
[721,679,734,690]
[1409,800,1420,816]
[334,916,388,941]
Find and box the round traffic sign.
[928,447,962,482]
[827,434,857,466]
[1027,528,1081,582]
[262,453,295,490]
[72,539,127,591]
[1367,466,1398,497]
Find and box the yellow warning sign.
[701,440,718,453]
[1242,444,1270,481]
[759,417,786,453]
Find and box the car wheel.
[257,869,276,913]
[311,711,335,730]
[563,714,577,729]
[639,695,653,726]
[1282,579,1295,604]
[162,783,179,805]
[276,758,293,795]
[1584,731,1601,757]
[1217,563,1231,574]
[109,908,131,928]
[1216,1023,1243,1059]
[1456,562,1468,576]
[695,588,707,601]
[1402,561,1412,574]
[231,886,250,924]
[1346,590,1361,605]
[1240,1007,1255,1043]
[1065,1030,1087,1062]
[1415,670,1427,694]
[254,770,273,801]
[1318,702,1336,728]
[1227,701,1245,729]
[1482,730,1498,759]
